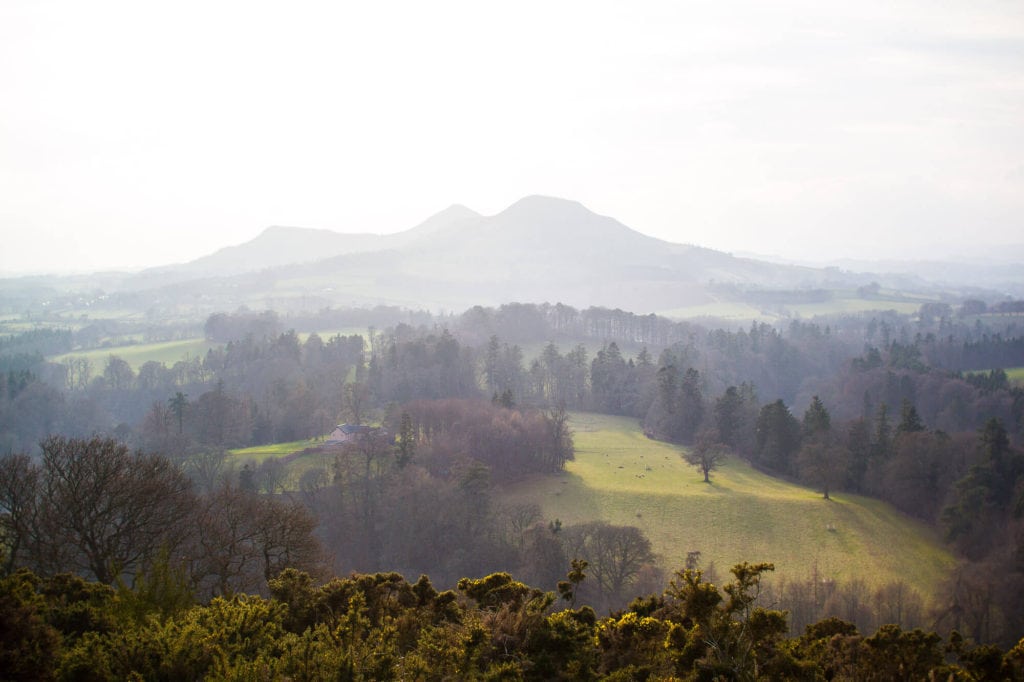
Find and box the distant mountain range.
[118,196,864,312]
[5,196,1023,316]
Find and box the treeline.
[3,308,1022,523]
[3,560,1023,680]
[0,328,71,357]
[3,302,1023,453]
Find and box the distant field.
[229,439,319,464]
[500,413,955,598]
[48,329,369,372]
[229,439,335,488]
[785,296,924,317]
[52,338,218,371]
[1007,367,1024,385]
[658,292,926,321]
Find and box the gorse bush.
[3,562,1022,681]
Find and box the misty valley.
[3,200,1024,679]
[2,295,1024,677]
[6,0,1024,673]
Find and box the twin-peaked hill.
[128,196,879,313]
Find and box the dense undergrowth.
[3,560,1023,681]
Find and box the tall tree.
[714,384,758,455]
[677,368,705,444]
[684,430,728,483]
[395,411,415,469]
[102,355,134,391]
[0,453,37,575]
[2,437,195,584]
[802,396,832,437]
[755,399,801,474]
[896,399,926,435]
[168,391,189,435]
[798,396,846,499]
[942,418,1024,552]
[562,522,656,610]
[591,342,627,414]
[845,417,872,491]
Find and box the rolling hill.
[500,413,955,599]
[238,412,955,602]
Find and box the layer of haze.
[1,0,1022,275]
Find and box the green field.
[229,439,317,464]
[658,292,927,321]
[1008,367,1024,386]
[229,439,336,489]
[52,338,218,371]
[501,413,956,598]
[784,296,924,317]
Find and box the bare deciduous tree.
[684,430,729,483]
[2,437,195,584]
[189,483,325,599]
[0,453,38,575]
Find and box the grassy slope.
[52,338,217,371]
[1007,367,1024,386]
[501,413,955,598]
[229,439,336,487]
[229,440,317,464]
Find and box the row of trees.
[3,301,1022,456]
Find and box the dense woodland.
[2,300,1024,676]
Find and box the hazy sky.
[2,0,1022,274]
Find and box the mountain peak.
[488,195,666,253]
[500,195,588,218]
[438,203,480,219]
[401,203,482,239]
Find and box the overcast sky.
[1,0,1022,275]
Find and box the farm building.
[326,423,380,444]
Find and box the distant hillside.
[181,225,383,275]
[128,204,483,289]
[11,195,1020,315]
[131,195,870,313]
